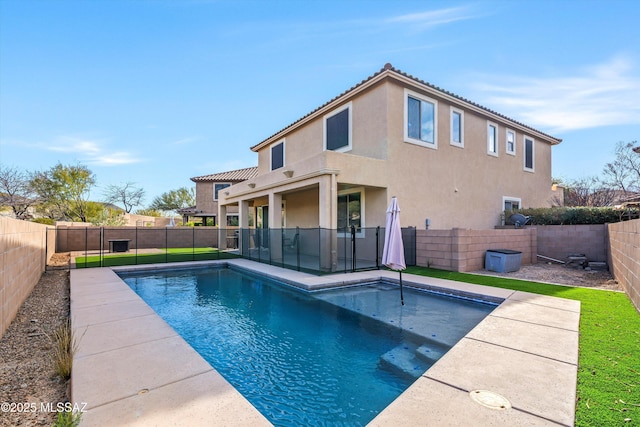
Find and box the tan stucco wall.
[608,219,640,313]
[229,75,558,231]
[0,217,53,338]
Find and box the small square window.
[214,183,230,200]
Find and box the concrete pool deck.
[70,259,580,426]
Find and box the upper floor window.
[404,89,437,148]
[271,140,285,170]
[450,107,464,147]
[524,136,535,172]
[506,129,516,155]
[324,103,352,152]
[214,183,231,200]
[487,122,498,156]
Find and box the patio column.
[238,199,250,253]
[218,204,227,250]
[269,192,283,265]
[318,173,338,271]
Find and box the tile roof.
[190,166,258,182]
[251,63,562,151]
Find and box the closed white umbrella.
[382,197,406,305]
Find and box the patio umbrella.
[382,197,406,305]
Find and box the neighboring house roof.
[251,63,562,151]
[190,166,258,183]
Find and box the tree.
[560,176,617,207]
[30,163,96,222]
[103,182,145,213]
[0,164,38,219]
[602,141,640,195]
[149,187,195,214]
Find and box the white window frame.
[337,187,365,238]
[404,89,438,149]
[214,182,231,201]
[226,214,239,227]
[506,129,516,156]
[450,107,464,148]
[502,196,522,212]
[323,102,352,153]
[270,139,285,171]
[487,121,498,157]
[524,135,535,172]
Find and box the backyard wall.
[55,226,223,253]
[535,224,608,262]
[608,219,640,313]
[416,228,536,272]
[0,217,54,338]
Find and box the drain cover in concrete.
[469,390,511,410]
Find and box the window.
[503,198,521,211]
[487,122,498,156]
[337,190,363,233]
[324,103,352,152]
[506,129,516,155]
[450,108,464,147]
[271,140,285,170]
[226,214,239,227]
[404,89,437,148]
[214,183,231,200]
[524,136,535,171]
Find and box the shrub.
[505,207,638,225]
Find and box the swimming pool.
[119,266,496,426]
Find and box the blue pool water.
[120,267,496,426]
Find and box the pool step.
[415,343,449,364]
[379,343,430,380]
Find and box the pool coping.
[70,259,580,426]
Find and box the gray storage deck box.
[485,249,522,273]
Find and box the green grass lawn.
[74,247,240,268]
[405,266,640,427]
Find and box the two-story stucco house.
[218,64,561,271]
[181,166,258,226]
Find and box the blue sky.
[1,0,639,209]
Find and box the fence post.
[351,225,356,272]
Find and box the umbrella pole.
[400,271,404,305]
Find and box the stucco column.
[238,200,250,254]
[318,173,338,271]
[269,192,283,264]
[218,204,227,250]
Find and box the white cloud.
[386,7,477,30]
[44,136,142,166]
[473,56,640,133]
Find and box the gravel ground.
[471,262,621,291]
[0,268,69,427]
[0,254,621,427]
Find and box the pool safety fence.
[49,226,416,274]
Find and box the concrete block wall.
[56,226,221,253]
[608,219,640,313]
[416,227,536,272]
[0,217,52,337]
[535,224,607,262]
